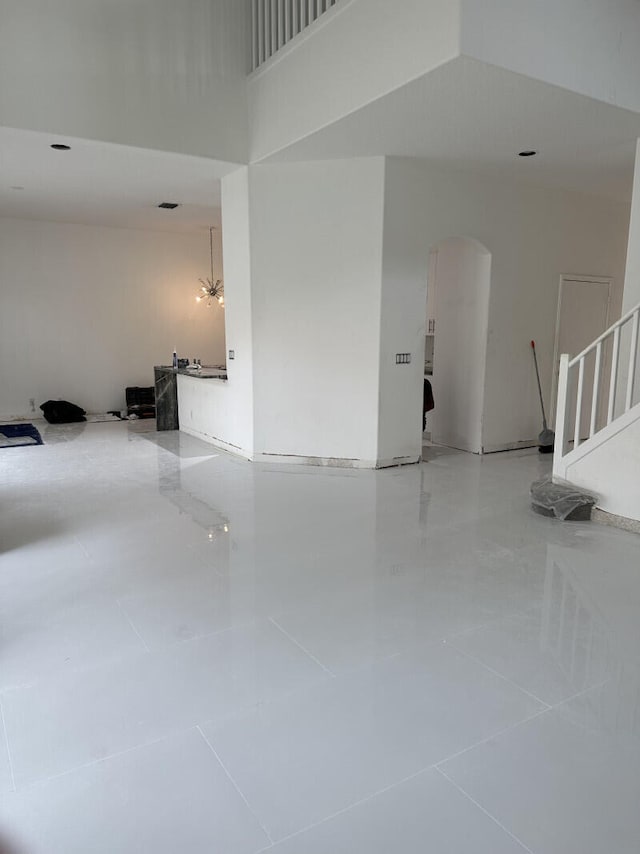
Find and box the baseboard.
[179,427,253,461]
[175,429,422,470]
[375,456,421,469]
[252,452,420,469]
[248,451,422,470]
[592,508,640,535]
[482,439,538,454]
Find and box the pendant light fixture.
[196,227,224,308]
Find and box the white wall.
[382,158,630,454]
[461,0,640,114]
[623,140,640,312]
[377,165,429,465]
[248,0,461,161]
[248,158,386,465]
[179,168,256,458]
[177,376,246,458]
[0,0,248,161]
[0,217,226,420]
[430,238,491,453]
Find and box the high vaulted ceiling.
[2,53,640,234]
[0,126,240,232]
[261,57,640,204]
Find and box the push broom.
[530,340,555,454]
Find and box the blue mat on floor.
[0,423,44,448]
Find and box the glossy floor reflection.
[1,422,639,853]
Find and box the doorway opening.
[424,237,492,454]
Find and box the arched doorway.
[426,237,492,454]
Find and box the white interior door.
[554,277,612,439]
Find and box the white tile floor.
[0,422,639,853]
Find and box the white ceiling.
[2,55,640,235]
[261,56,640,203]
[0,126,242,232]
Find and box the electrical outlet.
[228,350,235,360]
[29,398,36,412]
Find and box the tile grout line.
[0,700,16,793]
[252,766,434,854]
[9,729,190,795]
[116,599,151,654]
[268,617,336,678]
[546,679,612,738]
[196,726,275,847]
[435,766,536,854]
[434,707,550,770]
[443,608,531,644]
[450,638,611,717]
[446,642,553,710]
[550,678,610,711]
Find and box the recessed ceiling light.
[158,202,180,210]
[50,143,71,151]
[518,150,537,158]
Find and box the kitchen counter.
[154,366,227,431]
[155,365,228,380]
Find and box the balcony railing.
[251,0,340,71]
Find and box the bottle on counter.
[172,349,178,369]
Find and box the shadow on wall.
[0,835,25,854]
[427,236,492,454]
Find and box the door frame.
[550,274,613,423]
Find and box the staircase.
[553,301,640,523]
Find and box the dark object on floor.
[40,399,86,424]
[126,386,156,419]
[423,378,435,431]
[0,423,43,448]
[530,340,555,453]
[530,477,596,521]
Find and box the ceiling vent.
[158,202,180,210]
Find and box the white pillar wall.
[214,156,425,468]
[248,157,389,466]
[182,167,257,458]
[620,140,640,408]
[623,140,640,312]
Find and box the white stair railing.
[554,301,640,471]
[251,0,340,71]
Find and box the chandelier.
[196,227,224,307]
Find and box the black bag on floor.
[40,400,87,424]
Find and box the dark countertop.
[155,366,228,381]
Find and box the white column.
[247,158,387,466]
[623,140,640,313]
